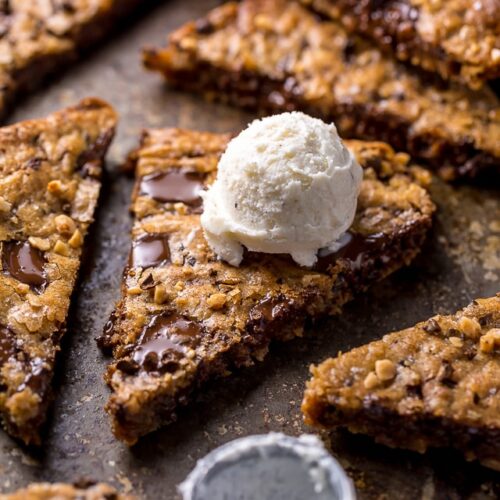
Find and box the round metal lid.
[179,433,356,500]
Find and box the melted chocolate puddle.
[139,171,205,207]
[252,295,292,323]
[2,241,47,292]
[132,313,201,373]
[130,234,170,269]
[314,231,388,273]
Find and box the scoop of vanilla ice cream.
[201,112,363,267]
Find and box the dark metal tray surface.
[0,1,499,498]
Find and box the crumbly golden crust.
[302,295,500,470]
[0,98,116,445]
[99,128,434,445]
[0,0,142,118]
[301,0,500,89]
[0,482,134,500]
[143,0,500,181]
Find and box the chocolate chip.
[130,234,170,269]
[423,318,441,334]
[2,240,47,293]
[116,359,139,375]
[479,313,493,327]
[438,361,456,388]
[76,129,113,176]
[342,40,356,62]
[139,273,156,290]
[0,0,10,15]
[25,158,42,170]
[406,383,423,399]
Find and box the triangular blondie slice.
[99,128,434,444]
[299,0,500,89]
[0,1,144,119]
[143,0,499,180]
[0,98,116,444]
[302,295,500,470]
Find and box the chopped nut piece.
[0,195,11,212]
[174,281,185,291]
[54,214,76,235]
[28,236,51,252]
[479,328,500,353]
[175,296,189,308]
[363,372,379,390]
[457,316,481,338]
[68,229,83,248]
[47,180,65,195]
[228,287,242,303]
[174,202,187,215]
[448,336,464,347]
[179,37,197,50]
[53,240,70,256]
[15,283,30,295]
[254,14,273,30]
[154,285,168,304]
[207,293,227,310]
[375,359,397,381]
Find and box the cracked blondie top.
[0,98,116,445]
[0,482,134,500]
[0,0,142,119]
[302,294,500,470]
[144,0,500,181]
[99,127,434,444]
[301,0,500,90]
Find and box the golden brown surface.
[0,482,134,500]
[0,0,142,118]
[144,0,500,181]
[99,128,434,444]
[303,294,500,470]
[301,0,500,89]
[0,98,116,444]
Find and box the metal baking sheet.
[0,1,499,498]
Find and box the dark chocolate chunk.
[249,294,297,334]
[423,318,441,334]
[20,357,51,394]
[139,170,205,206]
[130,234,170,268]
[2,240,47,292]
[76,129,113,178]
